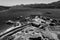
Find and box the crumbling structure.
[0,15,59,40]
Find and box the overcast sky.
[0,0,59,6]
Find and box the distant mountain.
[0,6,11,11]
[18,1,60,9]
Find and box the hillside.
[21,1,60,9]
[0,6,10,11]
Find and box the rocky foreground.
[0,15,60,40]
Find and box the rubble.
[0,15,60,40]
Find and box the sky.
[0,0,59,6]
